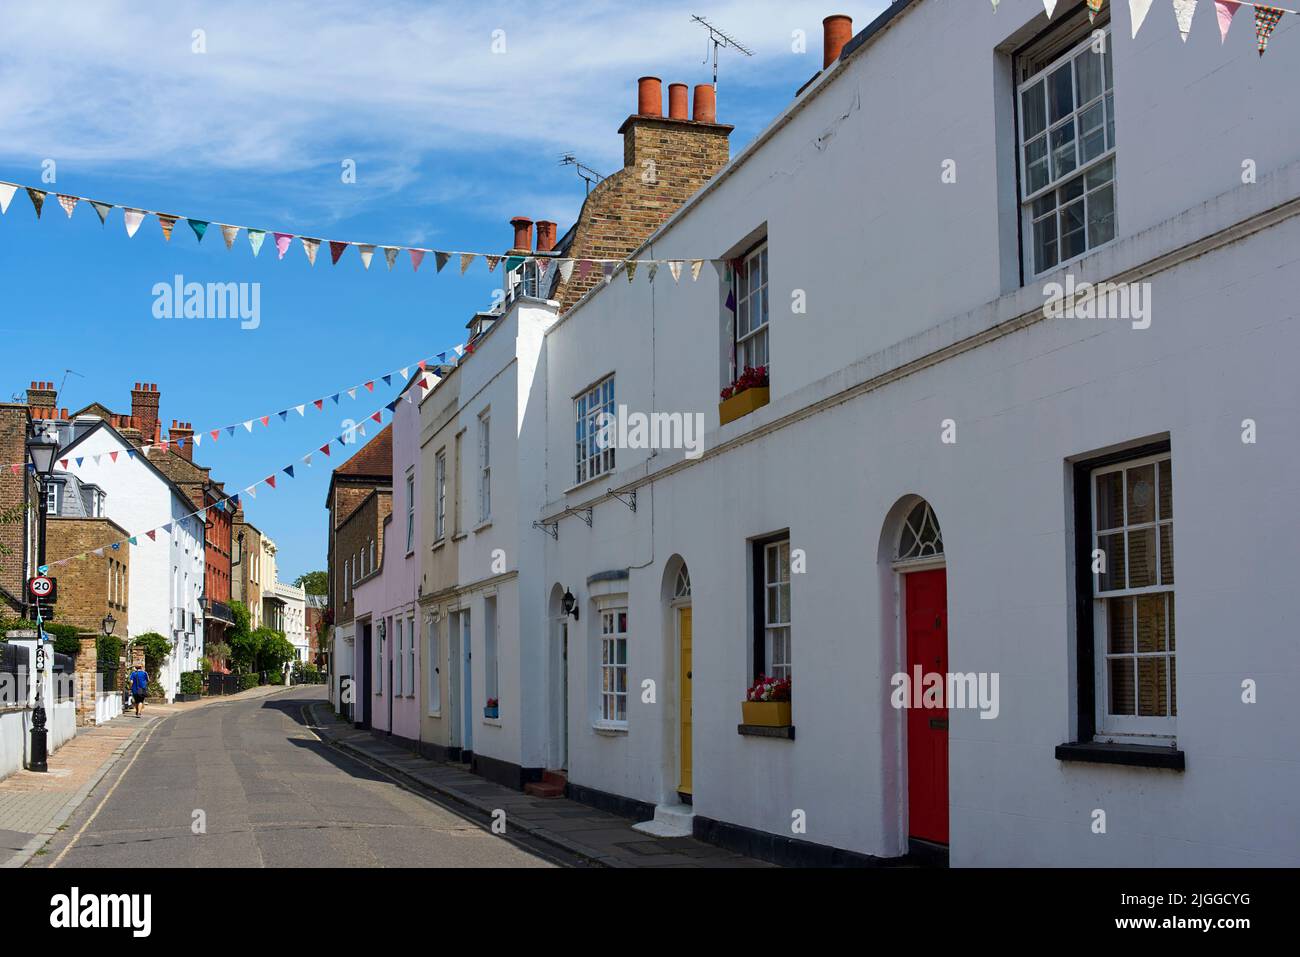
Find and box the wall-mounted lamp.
[561,588,579,622]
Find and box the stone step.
[631,803,695,838]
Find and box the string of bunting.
[36,376,437,574]
[6,350,463,473]
[0,178,722,283]
[992,1,1293,54]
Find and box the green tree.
[293,571,328,596]
[133,632,172,683]
[254,628,296,673]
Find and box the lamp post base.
[28,725,48,773]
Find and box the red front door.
[905,568,949,845]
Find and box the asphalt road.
[33,686,556,868]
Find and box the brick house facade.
[44,515,130,635]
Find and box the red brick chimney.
[27,381,56,409]
[130,382,161,445]
[536,221,557,253]
[510,217,534,255]
[637,76,663,116]
[169,419,195,461]
[823,14,853,68]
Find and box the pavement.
[0,687,280,868]
[306,698,773,868]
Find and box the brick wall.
[44,516,130,635]
[555,113,731,313]
[333,489,391,626]
[0,404,37,616]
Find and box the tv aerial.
[691,15,754,92]
[559,153,606,196]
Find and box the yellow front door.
[678,606,693,795]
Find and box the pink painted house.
[351,373,431,743]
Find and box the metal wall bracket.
[607,488,637,513]
[566,507,593,527]
[531,521,558,540]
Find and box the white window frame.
[375,624,384,694]
[484,596,498,710]
[596,601,629,728]
[405,472,415,553]
[574,374,616,486]
[763,539,792,681]
[477,412,491,524]
[45,482,59,515]
[395,617,403,697]
[1017,26,1117,277]
[427,614,441,714]
[1090,452,1175,739]
[733,242,769,377]
[434,450,447,541]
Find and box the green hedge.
[240,673,260,691]
[179,671,204,696]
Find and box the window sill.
[405,550,415,559]
[564,473,613,496]
[452,533,468,543]
[738,724,795,740]
[592,722,628,736]
[428,710,442,719]
[431,538,446,552]
[482,717,502,728]
[1055,740,1184,771]
[472,520,492,534]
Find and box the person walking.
[129,665,149,717]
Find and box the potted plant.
[484,698,499,719]
[719,365,770,426]
[741,674,792,727]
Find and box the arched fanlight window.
[673,565,692,600]
[896,501,944,563]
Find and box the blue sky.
[0,0,885,582]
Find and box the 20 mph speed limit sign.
[27,576,57,602]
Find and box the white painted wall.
[60,428,205,703]
[276,582,308,662]
[523,0,1300,865]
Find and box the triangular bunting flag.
[460,253,476,274]
[266,475,276,489]
[400,367,410,380]
[313,399,324,410]
[330,240,349,265]
[0,182,16,214]
[242,420,252,432]
[161,523,172,534]
[283,465,295,479]
[559,259,576,282]
[128,538,138,546]
[626,261,638,283]
[365,381,375,392]
[578,259,592,280]
[303,453,312,467]
[296,404,306,416]
[435,251,451,273]
[690,260,705,281]
[259,415,269,427]
[1173,0,1198,41]
[320,444,331,457]
[75,457,84,467]
[90,200,112,224]
[385,399,399,412]
[371,411,383,423]
[669,261,683,283]
[123,208,145,237]
[158,214,178,241]
[382,375,392,386]
[57,194,79,218]
[245,486,256,499]
[1043,0,1058,16]
[188,219,209,242]
[383,246,399,270]
[347,388,357,400]
[59,459,68,469]
[418,359,427,370]
[1130,0,1155,36]
[225,425,236,436]
[27,188,46,218]
[1215,1,1241,42]
[221,224,240,249]
[274,232,294,259]
[193,433,202,447]
[602,262,616,284]
[330,393,340,404]
[1087,0,1103,23]
[1255,4,1284,54]
[146,530,156,541]
[409,249,426,272]
[248,229,266,256]
[278,410,288,422]
[486,254,502,272]
[93,547,105,558]
[301,237,321,265]
[210,430,220,441]
[109,451,118,462]
[647,262,659,283]
[358,245,375,269]
[453,344,465,356]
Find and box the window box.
[484,699,499,719]
[719,386,770,426]
[741,700,791,727]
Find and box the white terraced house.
[377,0,1299,867]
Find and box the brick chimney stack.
[510,217,534,255]
[823,14,853,69]
[170,419,195,461]
[552,74,732,313]
[130,382,161,445]
[27,381,56,409]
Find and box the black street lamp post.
[26,426,59,774]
